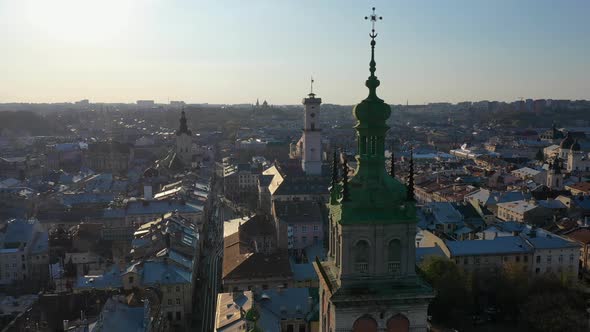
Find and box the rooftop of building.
[445,236,532,256]
[91,297,148,332]
[273,200,324,224]
[496,200,539,213]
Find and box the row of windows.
[167,285,182,292]
[291,225,320,233]
[536,254,575,264]
[455,254,576,265]
[293,236,320,245]
[167,298,182,305]
[0,255,24,261]
[166,311,182,321]
[535,265,574,274]
[354,261,401,274]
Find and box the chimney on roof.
[143,184,153,201]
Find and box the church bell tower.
[301,79,323,175]
[175,110,193,165]
[314,8,433,332]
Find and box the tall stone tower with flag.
[313,8,433,332]
[301,78,323,175]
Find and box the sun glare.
[24,0,138,44]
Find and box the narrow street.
[197,195,232,332]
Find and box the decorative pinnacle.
[341,155,350,202]
[331,150,339,186]
[309,76,315,97]
[389,149,395,178]
[364,7,382,94]
[407,148,415,201]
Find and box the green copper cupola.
[334,7,414,224]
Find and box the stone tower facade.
[175,110,192,165]
[547,158,564,190]
[301,92,322,175]
[313,8,433,332]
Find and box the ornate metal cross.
[365,7,382,39]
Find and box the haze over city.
[1,0,589,104]
[1,2,590,332]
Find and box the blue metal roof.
[91,298,147,332]
[416,245,445,263]
[125,201,203,215]
[446,236,532,256]
[75,265,123,290]
[140,261,192,286]
[4,220,35,245]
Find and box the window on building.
[176,311,181,321]
[167,312,173,321]
[547,256,552,263]
[354,240,370,273]
[313,236,319,244]
[558,255,563,263]
[474,257,480,265]
[168,299,172,305]
[176,298,180,305]
[387,239,401,274]
[524,256,529,263]
[535,268,540,274]
[299,324,306,332]
[536,256,541,263]
[313,225,319,231]
[570,254,574,264]
[302,226,307,233]
[286,324,294,332]
[503,256,508,262]
[128,276,134,284]
[176,286,180,292]
[516,256,520,263]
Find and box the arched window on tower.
[388,239,401,274]
[387,314,410,332]
[352,315,378,332]
[354,240,370,273]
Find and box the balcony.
[388,261,401,274]
[355,262,368,273]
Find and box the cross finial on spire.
[365,7,382,40]
[364,7,382,84]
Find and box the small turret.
[407,149,415,201]
[341,157,350,202]
[389,150,395,178]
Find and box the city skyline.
[1,0,589,105]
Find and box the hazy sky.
[1,0,589,105]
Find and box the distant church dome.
[560,132,574,149]
[570,139,581,152]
